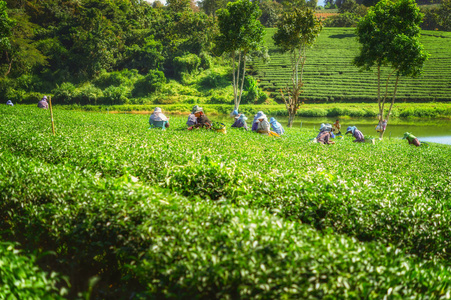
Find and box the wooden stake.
[49,96,55,135]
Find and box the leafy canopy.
[354,0,428,77]
[273,7,322,54]
[215,0,265,55]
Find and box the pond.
[214,116,451,145]
[281,117,451,145]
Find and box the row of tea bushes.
[1,151,451,298]
[1,107,451,261]
[0,242,66,299]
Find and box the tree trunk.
[288,109,295,128]
[237,51,247,111]
[231,51,237,109]
[380,75,400,139]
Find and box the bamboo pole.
[49,96,55,135]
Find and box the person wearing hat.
[38,96,49,109]
[269,117,284,135]
[251,111,264,131]
[402,132,421,147]
[231,113,248,130]
[316,130,335,145]
[345,126,365,142]
[187,105,199,127]
[193,106,211,129]
[6,100,13,106]
[230,109,240,119]
[149,107,169,129]
[255,112,271,135]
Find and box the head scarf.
[6,100,13,106]
[269,117,277,124]
[231,109,239,116]
[346,126,356,135]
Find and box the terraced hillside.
[250,28,451,103]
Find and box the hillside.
[250,28,451,103]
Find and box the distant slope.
[250,28,451,103]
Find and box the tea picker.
[345,126,365,143]
[402,132,428,147]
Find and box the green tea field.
[251,28,451,103]
[1,106,451,298]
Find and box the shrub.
[52,82,77,104]
[102,85,130,105]
[76,83,103,105]
[132,70,166,98]
[173,54,201,79]
[93,69,142,90]
[323,12,360,27]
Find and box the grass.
[250,28,451,103]
[1,106,451,297]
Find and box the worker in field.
[332,119,342,136]
[6,100,13,106]
[269,117,285,135]
[149,107,169,129]
[186,105,199,127]
[345,126,365,142]
[316,123,335,144]
[402,132,421,147]
[231,113,248,130]
[252,111,264,131]
[37,96,49,109]
[376,119,388,133]
[230,109,241,119]
[193,107,211,129]
[255,112,271,135]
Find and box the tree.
[0,8,46,77]
[215,0,265,111]
[354,0,429,139]
[0,1,13,53]
[273,7,322,127]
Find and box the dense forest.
[0,0,449,105]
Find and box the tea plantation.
[250,28,451,103]
[1,106,451,298]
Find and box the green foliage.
[0,242,66,299]
[242,75,265,104]
[0,0,13,50]
[354,0,428,76]
[173,53,201,79]
[324,12,360,27]
[1,107,451,297]
[132,70,166,98]
[273,7,322,54]
[251,28,450,103]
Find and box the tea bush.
[1,106,451,297]
[0,242,66,299]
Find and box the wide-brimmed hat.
[43,96,47,100]
[193,106,203,114]
[6,100,12,105]
[269,117,277,124]
[255,111,266,120]
[231,109,239,116]
[154,107,162,113]
[345,126,356,134]
[191,105,199,114]
[239,114,248,120]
